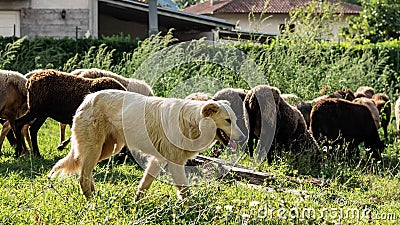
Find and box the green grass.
[0,118,399,224]
[1,24,399,224]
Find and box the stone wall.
[21,8,90,39]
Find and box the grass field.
[1,27,400,224]
[0,116,399,224]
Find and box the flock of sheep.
[0,68,397,163]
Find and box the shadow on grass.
[252,139,400,191]
[0,153,58,178]
[0,146,145,182]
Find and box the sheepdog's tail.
[48,149,81,178]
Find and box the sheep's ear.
[202,102,220,117]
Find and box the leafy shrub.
[0,31,399,97]
[0,35,138,74]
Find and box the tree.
[173,0,206,9]
[343,0,400,43]
[288,0,343,40]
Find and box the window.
[0,11,20,37]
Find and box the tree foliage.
[173,0,205,9]
[343,0,400,43]
[288,0,342,40]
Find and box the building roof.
[184,0,362,15]
[100,0,235,30]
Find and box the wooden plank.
[188,155,325,187]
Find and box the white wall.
[213,13,290,34]
[30,0,89,9]
[213,13,351,38]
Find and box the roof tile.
[184,0,362,15]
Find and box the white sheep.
[395,97,400,138]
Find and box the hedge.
[0,35,139,74]
[1,35,399,94]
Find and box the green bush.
[0,35,139,74]
[237,38,398,97]
[1,33,399,96]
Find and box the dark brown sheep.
[310,98,383,159]
[244,85,317,162]
[372,93,391,139]
[332,89,355,101]
[296,89,355,128]
[297,101,313,128]
[0,119,31,153]
[14,69,127,157]
[56,68,155,151]
[0,119,16,147]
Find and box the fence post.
[75,26,81,53]
[148,0,158,36]
[397,48,399,76]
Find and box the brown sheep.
[310,98,383,159]
[372,93,391,139]
[0,70,29,154]
[332,89,355,101]
[0,120,31,154]
[353,97,380,129]
[244,85,317,162]
[25,69,44,79]
[355,86,375,98]
[0,119,16,146]
[55,68,155,151]
[14,69,127,157]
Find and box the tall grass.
[0,37,24,69]
[56,26,392,100]
[248,39,391,100]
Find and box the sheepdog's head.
[201,101,246,149]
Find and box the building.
[0,0,235,41]
[0,0,97,39]
[184,0,362,37]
